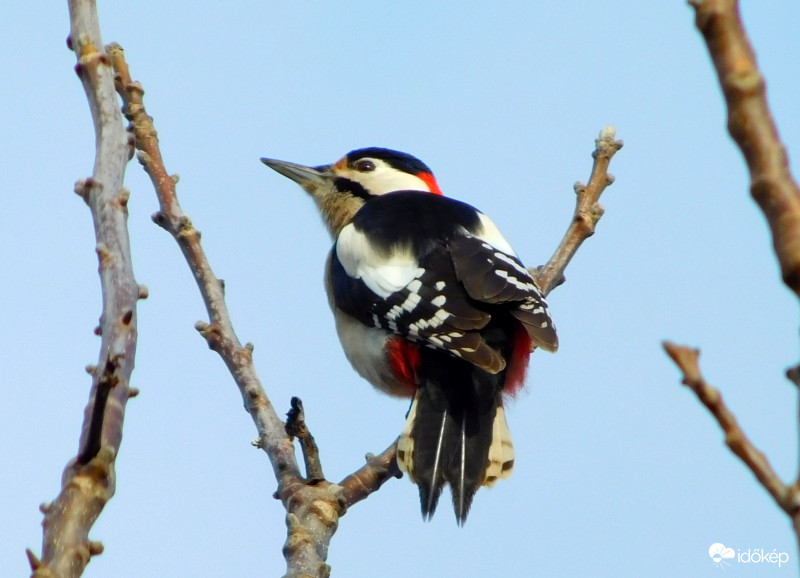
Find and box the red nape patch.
[504,324,532,397]
[417,171,443,195]
[385,337,420,396]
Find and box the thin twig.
[30,3,140,577]
[286,397,325,482]
[108,44,345,578]
[536,127,623,296]
[107,43,299,483]
[663,342,797,514]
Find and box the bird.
[261,147,557,524]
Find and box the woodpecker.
[261,147,557,524]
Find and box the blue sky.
[3,2,800,576]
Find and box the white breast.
[332,307,411,398]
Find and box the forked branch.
[109,44,358,578]
[107,42,301,489]
[109,42,621,576]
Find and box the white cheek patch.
[360,167,430,195]
[337,224,423,298]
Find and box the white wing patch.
[336,223,423,299]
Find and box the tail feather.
[483,406,515,486]
[397,351,509,524]
[457,413,467,520]
[424,410,448,518]
[396,396,418,474]
[396,311,531,524]
[398,393,448,520]
[447,397,499,524]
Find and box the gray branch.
[28,1,141,577]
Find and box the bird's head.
[261,147,442,237]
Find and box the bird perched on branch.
[261,148,557,524]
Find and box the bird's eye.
[355,159,376,172]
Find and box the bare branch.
[107,43,300,483]
[339,441,403,509]
[536,127,623,296]
[108,44,349,577]
[690,0,800,299]
[675,0,800,543]
[663,342,798,514]
[30,2,140,577]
